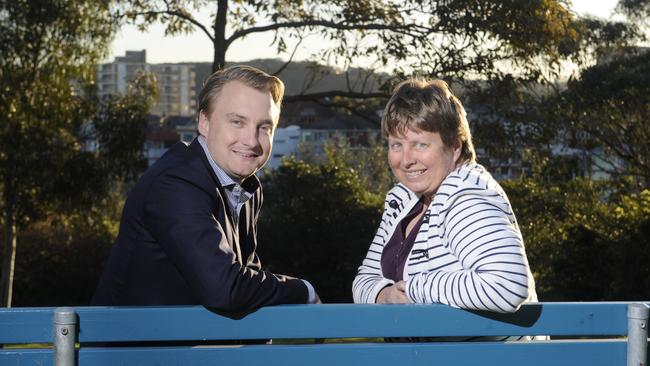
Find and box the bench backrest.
[1,302,648,366]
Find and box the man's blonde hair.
[197,65,285,119]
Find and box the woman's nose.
[402,147,416,166]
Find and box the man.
[92,65,319,310]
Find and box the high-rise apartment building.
[150,63,196,117]
[97,50,150,99]
[97,50,197,117]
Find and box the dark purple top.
[381,198,426,282]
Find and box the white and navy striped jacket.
[353,163,538,313]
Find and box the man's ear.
[198,110,209,137]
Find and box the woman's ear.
[452,141,462,164]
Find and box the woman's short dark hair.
[381,78,476,164]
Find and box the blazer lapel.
[189,139,243,264]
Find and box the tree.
[0,0,116,306]
[617,0,650,28]
[297,136,394,197]
[557,50,650,186]
[10,187,124,306]
[502,172,650,301]
[93,71,159,183]
[461,1,644,182]
[116,0,587,109]
[0,70,158,306]
[0,0,159,307]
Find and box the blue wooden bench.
[1,302,648,366]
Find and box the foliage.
[93,71,159,182]
[616,0,650,28]
[461,0,644,180]
[0,0,158,306]
[297,137,394,197]
[0,0,115,224]
[115,0,590,105]
[9,186,124,306]
[0,0,117,306]
[556,50,650,186]
[503,177,650,301]
[258,151,383,303]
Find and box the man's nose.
[241,126,260,148]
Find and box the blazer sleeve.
[142,170,308,311]
[406,187,531,313]
[352,199,396,304]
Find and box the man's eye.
[231,120,242,126]
[390,143,401,150]
[260,125,272,135]
[415,143,429,150]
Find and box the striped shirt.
[353,163,538,314]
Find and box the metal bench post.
[54,307,77,366]
[628,303,649,366]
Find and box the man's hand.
[376,281,408,304]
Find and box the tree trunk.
[212,0,228,72]
[1,207,16,308]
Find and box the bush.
[258,155,383,303]
[503,178,650,301]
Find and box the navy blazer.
[91,139,308,310]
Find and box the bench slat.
[76,302,629,342]
[0,307,53,344]
[0,302,636,343]
[76,341,627,366]
[0,340,627,366]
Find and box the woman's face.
[387,128,460,198]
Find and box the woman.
[352,78,538,314]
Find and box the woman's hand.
[376,281,408,304]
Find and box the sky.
[109,0,621,64]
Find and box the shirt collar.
[198,135,237,189]
[197,135,260,193]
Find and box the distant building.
[97,51,197,117]
[150,63,196,117]
[268,125,301,169]
[144,115,197,166]
[97,50,149,99]
[268,125,381,169]
[174,119,198,144]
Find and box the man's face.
[198,80,279,182]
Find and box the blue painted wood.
[0,340,644,366]
[1,302,648,366]
[73,302,630,341]
[77,341,627,366]
[0,307,53,344]
[0,349,53,366]
[0,341,629,366]
[0,302,635,344]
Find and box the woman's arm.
[406,189,531,313]
[352,219,396,303]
